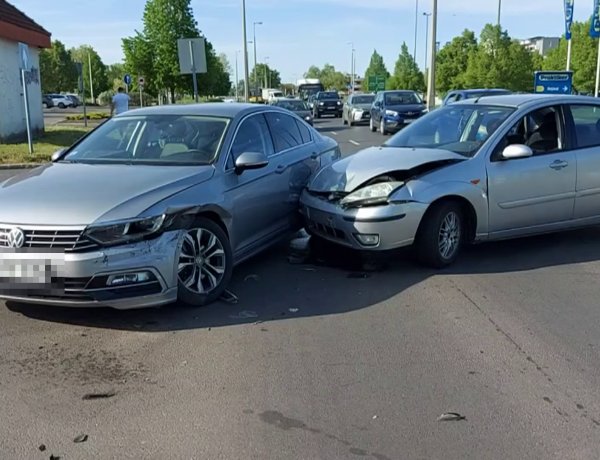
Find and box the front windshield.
[383,105,515,157]
[384,92,422,105]
[318,92,340,99]
[275,100,309,111]
[353,95,375,104]
[63,115,229,165]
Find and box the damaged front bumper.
[0,231,181,309]
[299,190,428,251]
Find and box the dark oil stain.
[592,419,600,427]
[468,371,477,375]
[576,403,585,410]
[259,411,308,431]
[543,397,552,403]
[260,328,268,332]
[349,447,368,456]
[325,434,350,445]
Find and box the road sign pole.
[566,39,572,71]
[139,86,143,108]
[189,41,199,103]
[21,68,33,154]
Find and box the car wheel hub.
[438,211,460,259]
[178,228,226,294]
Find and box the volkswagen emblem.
[7,227,25,249]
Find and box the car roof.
[452,93,599,108]
[116,102,274,118]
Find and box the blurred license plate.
[404,119,414,124]
[0,261,49,283]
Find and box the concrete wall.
[0,37,44,143]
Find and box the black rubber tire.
[415,201,464,268]
[370,118,376,132]
[58,103,65,109]
[177,217,233,307]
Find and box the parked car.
[270,98,314,125]
[313,91,343,118]
[301,94,600,267]
[65,94,81,107]
[442,88,512,106]
[370,90,427,135]
[0,103,341,309]
[42,95,54,108]
[46,94,73,109]
[342,93,375,126]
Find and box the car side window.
[229,114,274,167]
[492,106,563,161]
[264,112,303,152]
[445,93,458,104]
[295,119,312,144]
[569,104,600,149]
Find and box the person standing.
[110,87,130,116]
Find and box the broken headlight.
[340,181,404,208]
[84,215,166,246]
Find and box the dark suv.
[313,91,342,118]
[370,90,427,135]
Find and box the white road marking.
[330,131,338,135]
[349,140,360,146]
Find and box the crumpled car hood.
[308,146,466,193]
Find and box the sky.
[9,0,595,84]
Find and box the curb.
[0,163,46,170]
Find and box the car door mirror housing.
[234,151,269,174]
[501,144,533,160]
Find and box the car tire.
[415,201,464,268]
[176,217,233,307]
[58,103,65,109]
[369,117,376,132]
[380,119,387,135]
[342,113,347,125]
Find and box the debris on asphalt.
[288,228,312,265]
[220,289,239,304]
[347,272,371,279]
[372,415,378,419]
[244,274,260,282]
[289,308,299,313]
[49,455,61,460]
[287,254,308,265]
[229,310,258,319]
[38,444,46,451]
[438,412,467,422]
[82,390,116,400]
[73,434,88,443]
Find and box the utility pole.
[88,51,94,103]
[235,51,239,101]
[253,21,262,91]
[426,0,437,112]
[423,12,431,71]
[242,0,249,102]
[348,42,355,93]
[414,0,419,60]
[497,0,502,26]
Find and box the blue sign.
[123,74,132,85]
[534,71,573,94]
[591,0,600,38]
[564,0,574,40]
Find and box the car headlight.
[319,102,325,106]
[337,101,342,106]
[340,181,404,208]
[84,214,166,245]
[385,110,398,117]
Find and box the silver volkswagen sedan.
[301,94,600,267]
[0,103,340,309]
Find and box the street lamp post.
[235,50,240,101]
[423,12,431,72]
[253,21,262,90]
[414,0,419,61]
[347,42,355,93]
[242,0,250,102]
[426,0,437,112]
[264,56,270,89]
[497,0,502,26]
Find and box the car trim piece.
[497,191,577,209]
[343,213,406,223]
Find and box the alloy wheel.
[178,227,226,294]
[438,211,461,260]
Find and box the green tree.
[436,30,478,94]
[250,63,282,88]
[304,66,321,79]
[545,20,597,93]
[463,24,537,92]
[39,40,78,93]
[199,41,232,95]
[388,42,425,91]
[70,45,109,102]
[319,64,348,90]
[363,50,390,90]
[122,32,156,95]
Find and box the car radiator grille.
[0,226,98,252]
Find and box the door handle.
[549,160,568,170]
[310,152,319,160]
[275,164,288,174]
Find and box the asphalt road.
[1,118,600,459]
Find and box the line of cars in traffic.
[42,93,81,109]
[2,90,598,311]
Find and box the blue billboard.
[534,71,573,94]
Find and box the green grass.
[65,112,109,121]
[0,126,92,164]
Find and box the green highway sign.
[367,75,386,92]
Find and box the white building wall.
[0,37,44,142]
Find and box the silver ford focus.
[301,94,600,267]
[0,103,340,309]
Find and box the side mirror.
[501,144,533,160]
[234,151,269,175]
[51,148,66,162]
